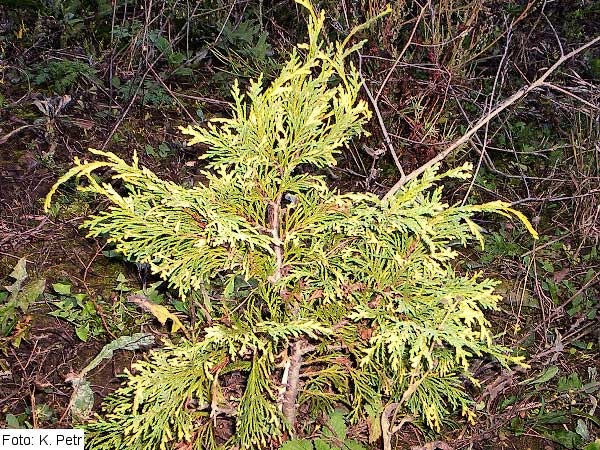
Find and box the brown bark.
[281,339,304,431]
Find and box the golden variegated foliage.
[46,1,537,448]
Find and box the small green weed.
[43,190,94,218]
[212,18,278,85]
[477,229,526,265]
[3,403,57,428]
[4,412,32,429]
[46,272,169,342]
[144,142,174,159]
[31,59,98,95]
[0,257,45,348]
[47,282,106,342]
[281,410,366,450]
[506,366,600,449]
[113,77,172,106]
[147,29,193,77]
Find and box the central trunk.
[281,339,304,431]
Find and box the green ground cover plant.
[44,1,540,448]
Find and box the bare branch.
[356,4,428,181]
[375,3,428,102]
[281,339,305,432]
[358,54,405,178]
[382,35,600,203]
[542,82,600,111]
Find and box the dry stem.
[281,339,305,431]
[382,35,600,203]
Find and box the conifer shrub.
[45,1,537,448]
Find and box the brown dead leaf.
[307,289,323,302]
[127,294,188,337]
[358,326,373,341]
[552,267,569,283]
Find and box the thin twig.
[542,82,600,111]
[148,66,198,124]
[510,189,600,206]
[169,92,230,106]
[382,35,600,203]
[0,125,33,145]
[543,12,564,57]
[358,54,405,178]
[462,23,512,205]
[101,66,151,149]
[214,0,236,44]
[375,3,428,102]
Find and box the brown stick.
[381,35,600,203]
[375,3,428,102]
[281,339,304,431]
[0,125,32,145]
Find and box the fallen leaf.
[14,279,46,311]
[65,332,155,422]
[70,378,94,422]
[80,332,155,377]
[128,294,187,336]
[553,267,569,283]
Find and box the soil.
[0,106,170,427]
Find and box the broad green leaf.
[52,282,72,295]
[73,293,87,303]
[75,323,90,342]
[558,373,583,392]
[329,409,347,439]
[70,378,94,422]
[583,439,600,450]
[116,273,128,283]
[575,419,589,440]
[280,440,314,450]
[5,257,28,298]
[540,428,582,449]
[9,257,27,284]
[525,366,559,385]
[34,404,55,422]
[314,439,332,450]
[5,413,23,429]
[536,411,569,425]
[223,276,236,298]
[344,440,367,450]
[15,279,45,311]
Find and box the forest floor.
[0,1,599,449]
